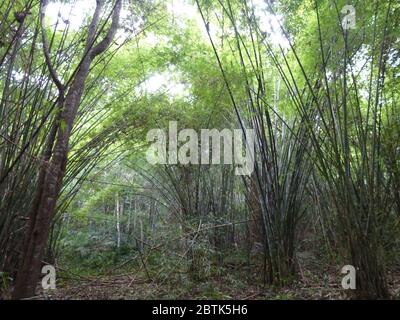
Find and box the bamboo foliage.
[195,0,399,296]
[195,0,312,285]
[258,0,397,298]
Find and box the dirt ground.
[30,265,400,300]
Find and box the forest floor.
[32,269,400,300]
[2,249,399,300]
[30,255,400,300]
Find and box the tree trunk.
[248,173,264,249]
[12,0,122,299]
[116,194,121,249]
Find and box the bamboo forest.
[0,0,399,301]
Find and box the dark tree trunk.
[12,0,122,299]
[248,172,264,248]
[350,231,389,299]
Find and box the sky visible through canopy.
[44,0,287,96]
